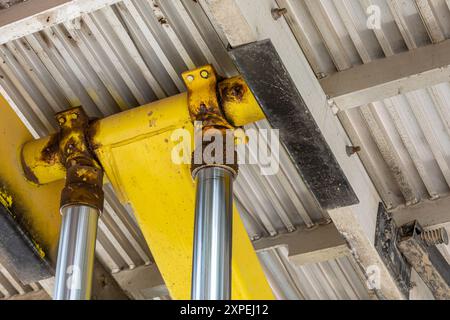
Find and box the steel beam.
[112,264,167,300]
[0,0,122,45]
[392,196,450,228]
[200,0,256,48]
[90,260,129,300]
[320,40,450,110]
[253,223,349,266]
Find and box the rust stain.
[60,163,103,211]
[22,40,31,51]
[40,133,60,165]
[220,82,246,103]
[40,31,51,47]
[66,33,77,46]
[54,107,104,211]
[87,119,101,150]
[20,151,39,185]
[185,69,233,132]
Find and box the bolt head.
[346,145,361,156]
[271,8,287,20]
[331,105,340,115]
[186,75,194,82]
[200,70,209,79]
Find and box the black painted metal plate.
[229,40,359,210]
[375,203,411,298]
[0,204,53,284]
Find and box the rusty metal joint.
[182,65,240,179]
[55,107,104,213]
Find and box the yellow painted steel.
[0,95,63,263]
[21,135,65,185]
[182,65,233,130]
[92,97,273,299]
[22,76,266,186]
[219,76,266,127]
[19,75,273,299]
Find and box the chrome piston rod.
[54,205,99,300]
[191,167,234,300]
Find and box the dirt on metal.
[20,152,39,185]
[55,107,104,211]
[219,81,246,103]
[40,134,60,165]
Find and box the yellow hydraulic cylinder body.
[21,76,273,299]
[0,95,63,263]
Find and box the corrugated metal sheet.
[258,248,371,300]
[0,262,43,299]
[0,0,368,299]
[279,0,450,210]
[236,121,328,239]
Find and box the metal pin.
[200,70,209,79]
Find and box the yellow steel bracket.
[218,76,265,128]
[181,65,265,147]
[182,65,233,133]
[19,66,273,300]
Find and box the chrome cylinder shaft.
[54,205,99,300]
[191,166,234,300]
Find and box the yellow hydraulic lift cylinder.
[20,74,273,299]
